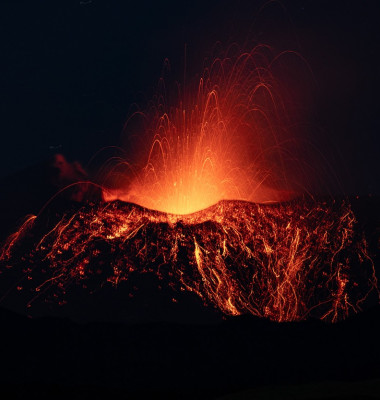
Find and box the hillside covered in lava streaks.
[1,198,378,323]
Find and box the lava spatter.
[1,199,377,322]
[1,46,378,322]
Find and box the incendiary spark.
[0,45,378,322]
[1,199,377,322]
[101,45,302,215]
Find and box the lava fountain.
[0,45,378,322]
[101,45,300,214]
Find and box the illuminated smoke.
[0,46,378,322]
[50,154,89,202]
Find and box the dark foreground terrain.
[0,304,380,399]
[0,165,379,399]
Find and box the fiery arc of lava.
[1,199,378,322]
[102,45,298,215]
[1,45,378,322]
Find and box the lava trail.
[1,46,378,322]
[1,199,377,322]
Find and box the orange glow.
[1,199,378,322]
[102,46,299,214]
[1,46,378,323]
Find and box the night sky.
[1,3,380,397]
[0,0,379,194]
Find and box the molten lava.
[0,45,378,322]
[1,199,377,322]
[101,45,299,214]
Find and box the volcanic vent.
[1,45,378,322]
[1,198,377,322]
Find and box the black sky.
[0,0,379,194]
[1,4,380,394]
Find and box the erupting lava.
[0,45,378,322]
[1,199,378,322]
[101,45,298,215]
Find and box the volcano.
[1,196,378,324]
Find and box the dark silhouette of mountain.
[0,305,380,398]
[1,0,380,397]
[0,162,379,398]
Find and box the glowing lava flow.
[1,199,377,322]
[0,46,378,322]
[101,45,299,215]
